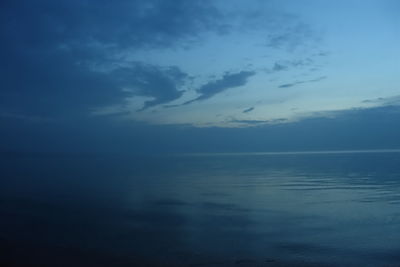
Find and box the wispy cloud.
[362,95,400,106]
[229,118,288,127]
[182,71,255,105]
[242,107,255,113]
[278,76,326,88]
[272,63,288,72]
[266,22,318,52]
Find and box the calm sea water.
[1,151,400,266]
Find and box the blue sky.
[1,0,400,153]
[89,0,400,127]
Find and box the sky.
[1,0,400,154]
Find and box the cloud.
[278,83,297,89]
[0,112,53,124]
[266,22,318,52]
[183,71,255,105]
[1,0,223,50]
[230,119,268,125]
[0,0,323,123]
[111,64,188,111]
[271,58,315,73]
[3,102,400,155]
[0,0,223,118]
[242,107,255,113]
[229,118,288,127]
[362,95,400,106]
[278,76,326,88]
[272,63,288,72]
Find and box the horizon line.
[179,149,400,156]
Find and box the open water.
[1,151,400,266]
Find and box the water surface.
[1,151,400,266]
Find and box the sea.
[1,150,400,266]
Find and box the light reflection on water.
[1,152,400,266]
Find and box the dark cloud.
[242,107,255,113]
[0,0,223,118]
[230,119,268,125]
[111,64,188,111]
[1,0,222,50]
[0,51,188,116]
[0,0,322,120]
[278,76,326,89]
[183,71,255,105]
[2,104,400,155]
[306,105,400,130]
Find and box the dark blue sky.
[1,0,400,154]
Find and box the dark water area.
[1,152,400,266]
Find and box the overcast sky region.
[1,0,400,154]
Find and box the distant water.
[1,151,400,266]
